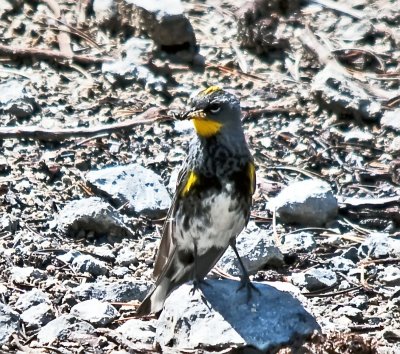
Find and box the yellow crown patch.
[200,86,222,96]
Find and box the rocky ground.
[1,0,400,353]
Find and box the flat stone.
[20,303,55,329]
[116,248,138,266]
[269,179,338,226]
[0,303,19,345]
[86,164,171,218]
[71,254,108,276]
[71,280,151,302]
[70,299,119,326]
[329,256,355,272]
[53,197,134,238]
[358,233,400,259]
[10,266,46,284]
[15,289,50,312]
[292,268,337,291]
[37,315,95,345]
[156,280,319,352]
[217,222,283,277]
[280,232,316,253]
[117,318,156,344]
[0,80,37,118]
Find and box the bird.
[136,86,257,316]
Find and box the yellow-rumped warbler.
[137,86,256,315]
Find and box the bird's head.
[181,86,242,138]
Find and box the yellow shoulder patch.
[181,171,198,196]
[248,162,256,195]
[201,86,222,96]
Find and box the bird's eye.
[208,103,221,114]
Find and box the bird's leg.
[229,239,260,301]
[190,242,210,296]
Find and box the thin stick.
[0,107,168,141]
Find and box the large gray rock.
[117,0,198,62]
[53,197,134,238]
[70,299,119,326]
[156,280,319,352]
[20,303,55,329]
[0,303,19,345]
[71,280,151,302]
[15,289,50,312]
[217,222,283,276]
[117,318,156,344]
[269,179,338,226]
[71,254,108,276]
[86,164,171,218]
[37,315,95,344]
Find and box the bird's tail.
[136,276,172,316]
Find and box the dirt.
[1,0,400,353]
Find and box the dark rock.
[86,164,171,218]
[70,299,119,326]
[156,280,319,351]
[217,222,283,277]
[37,315,95,344]
[280,231,316,253]
[15,289,50,312]
[0,80,37,119]
[53,197,135,238]
[71,254,108,276]
[20,303,55,329]
[117,318,156,344]
[312,66,381,121]
[0,303,19,345]
[57,250,81,264]
[292,268,337,291]
[341,247,359,263]
[116,0,198,62]
[71,280,151,302]
[269,179,338,226]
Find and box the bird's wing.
[152,164,189,279]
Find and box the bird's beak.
[180,109,206,121]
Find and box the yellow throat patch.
[192,118,222,138]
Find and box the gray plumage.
[136,87,256,316]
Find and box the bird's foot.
[190,279,210,296]
[236,277,261,302]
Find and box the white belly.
[175,188,246,254]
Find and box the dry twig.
[0,107,168,141]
